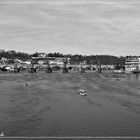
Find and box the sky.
[0,0,140,56]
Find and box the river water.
[0,72,140,137]
[127,73,140,82]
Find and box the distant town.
[0,49,140,73]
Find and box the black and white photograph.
[0,0,140,139]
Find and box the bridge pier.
[62,60,68,73]
[14,63,19,73]
[45,67,52,73]
[81,68,85,73]
[29,67,36,73]
[45,61,52,73]
[80,62,85,73]
[62,67,68,73]
[28,60,36,73]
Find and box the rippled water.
[127,73,140,82]
[0,72,140,137]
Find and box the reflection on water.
[127,73,140,82]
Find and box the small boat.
[80,92,87,96]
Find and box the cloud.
[0,2,140,56]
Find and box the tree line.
[0,50,139,67]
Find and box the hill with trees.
[1,49,138,69]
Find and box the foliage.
[0,50,134,68]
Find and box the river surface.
[127,73,140,82]
[0,72,140,137]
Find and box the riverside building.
[125,57,140,73]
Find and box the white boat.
[80,92,87,96]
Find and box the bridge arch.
[18,66,29,72]
[1,66,13,71]
[34,66,44,72]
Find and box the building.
[38,53,47,58]
[32,57,55,64]
[32,57,68,66]
[125,57,140,73]
[50,57,67,65]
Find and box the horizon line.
[0,50,139,57]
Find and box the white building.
[38,53,47,58]
[125,57,140,72]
